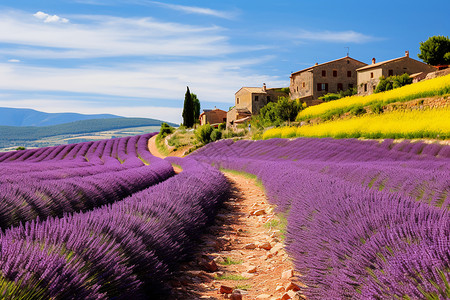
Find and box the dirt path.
[148,136,304,299]
[148,135,166,159]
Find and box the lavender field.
[191,138,450,299]
[0,133,229,298]
[0,134,448,299]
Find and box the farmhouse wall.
[357,55,436,95]
[290,57,366,102]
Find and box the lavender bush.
[191,138,450,299]
[0,159,229,298]
[0,133,174,228]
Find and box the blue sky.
[0,0,448,124]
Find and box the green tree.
[191,93,201,124]
[182,86,194,127]
[276,97,300,124]
[418,35,450,65]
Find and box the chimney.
[405,50,409,57]
[372,57,376,64]
[263,83,267,92]
[315,63,318,66]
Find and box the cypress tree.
[182,86,194,127]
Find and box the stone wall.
[378,96,449,113]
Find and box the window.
[370,72,374,78]
[236,98,239,104]
[347,71,352,77]
[254,96,259,102]
[322,70,326,77]
[318,83,328,91]
[337,83,343,91]
[302,82,306,88]
[373,85,376,91]
[333,70,337,77]
[388,69,394,76]
[364,84,367,92]
[348,83,354,89]
[296,86,299,92]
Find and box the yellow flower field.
[264,108,450,139]
[297,74,450,121]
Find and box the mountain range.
[0,107,121,127]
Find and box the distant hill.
[0,117,177,144]
[0,107,121,126]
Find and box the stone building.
[227,84,288,128]
[199,108,227,126]
[356,51,436,95]
[290,56,367,104]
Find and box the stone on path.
[281,269,294,280]
[220,285,234,294]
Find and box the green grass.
[217,257,243,266]
[220,168,265,192]
[234,284,252,290]
[155,134,170,156]
[214,274,248,281]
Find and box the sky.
[0,0,448,124]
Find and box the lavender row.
[0,159,229,299]
[0,133,155,163]
[190,138,449,299]
[0,161,174,229]
[192,138,449,208]
[0,133,174,228]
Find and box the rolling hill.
[0,107,121,127]
[0,117,178,150]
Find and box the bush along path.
[148,138,305,299]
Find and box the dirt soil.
[148,137,305,300]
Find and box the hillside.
[0,107,121,126]
[0,117,177,150]
[263,74,450,140]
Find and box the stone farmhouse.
[199,108,227,127]
[289,56,367,104]
[226,84,288,128]
[356,51,436,95]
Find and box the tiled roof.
[240,87,267,93]
[291,56,367,75]
[356,56,407,71]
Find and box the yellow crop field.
[297,74,450,121]
[264,108,450,140]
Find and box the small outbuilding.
[199,108,227,127]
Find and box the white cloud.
[34,11,69,23]
[291,30,374,43]
[146,1,237,19]
[74,0,237,19]
[0,58,286,104]
[0,11,236,59]
[7,59,20,63]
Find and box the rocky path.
[148,137,305,299]
[169,172,305,300]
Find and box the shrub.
[210,129,222,142]
[319,93,341,102]
[375,74,412,93]
[159,122,174,138]
[195,124,213,144]
[218,122,226,131]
